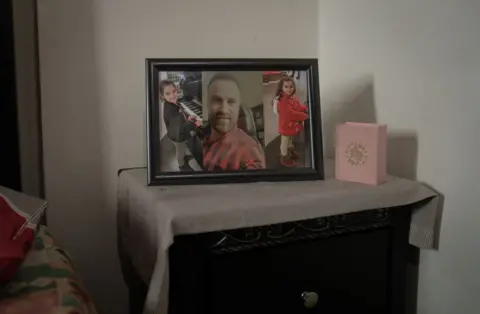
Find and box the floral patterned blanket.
[0,228,97,314]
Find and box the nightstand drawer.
[207,228,390,314]
[167,208,410,314]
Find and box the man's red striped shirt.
[202,127,266,171]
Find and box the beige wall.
[36,1,318,313]
[32,1,480,314]
[320,1,480,313]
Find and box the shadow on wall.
[387,131,418,181]
[37,0,127,313]
[322,76,378,159]
[322,75,419,181]
[323,75,448,314]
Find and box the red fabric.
[277,93,309,136]
[202,127,266,171]
[0,196,34,284]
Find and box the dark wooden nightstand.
[123,206,412,314]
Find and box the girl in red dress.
[274,77,309,167]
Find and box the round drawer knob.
[301,291,319,309]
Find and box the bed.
[0,227,97,314]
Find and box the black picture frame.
[146,58,324,185]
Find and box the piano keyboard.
[179,99,203,120]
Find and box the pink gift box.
[335,122,387,185]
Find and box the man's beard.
[211,113,233,134]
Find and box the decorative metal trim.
[205,208,391,254]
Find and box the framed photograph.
[146,58,324,185]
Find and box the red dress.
[277,93,309,136]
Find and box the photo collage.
[156,70,312,173]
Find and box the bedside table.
[117,166,440,314]
[166,207,410,314]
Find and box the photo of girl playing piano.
[158,72,205,172]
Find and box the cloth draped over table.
[117,161,441,314]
